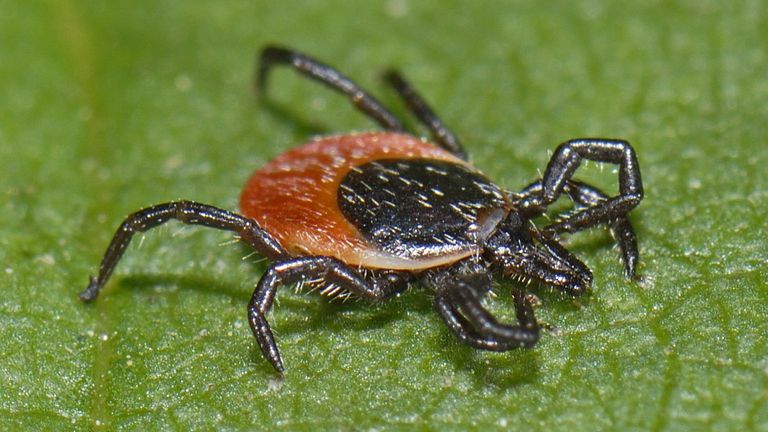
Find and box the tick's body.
[242,132,504,269]
[81,46,643,373]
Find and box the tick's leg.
[527,227,595,295]
[362,269,413,300]
[518,179,639,278]
[423,260,539,351]
[80,201,285,302]
[516,138,643,233]
[382,70,467,159]
[434,288,539,351]
[561,180,638,277]
[452,285,539,348]
[257,46,403,131]
[247,256,396,373]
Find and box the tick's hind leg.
[257,46,403,131]
[382,70,467,160]
[81,201,286,302]
[247,257,407,373]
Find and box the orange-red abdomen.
[240,132,469,269]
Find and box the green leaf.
[2,0,767,430]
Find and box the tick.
[81,46,643,373]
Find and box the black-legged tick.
[81,46,643,373]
